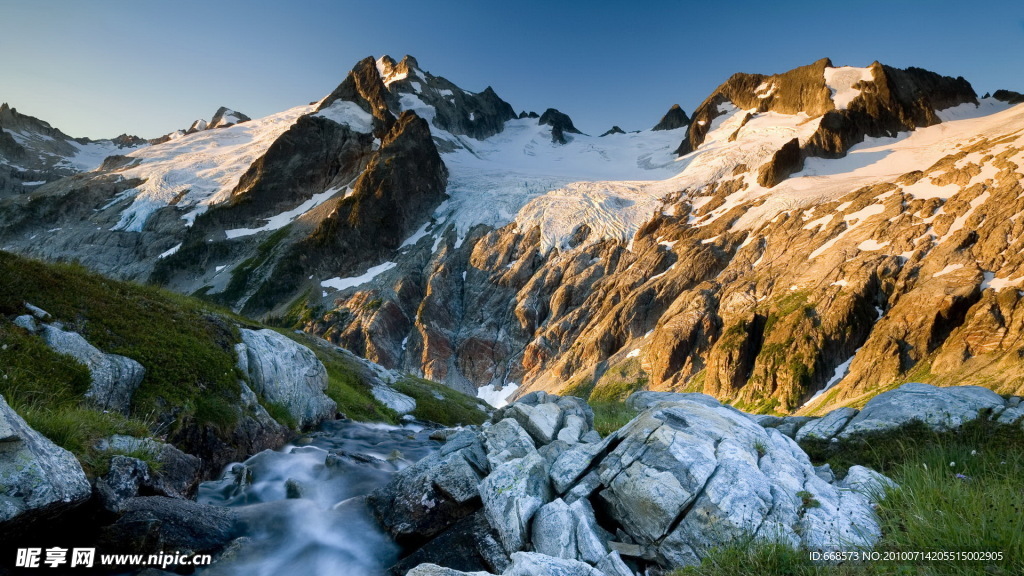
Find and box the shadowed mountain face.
[2,56,1022,413]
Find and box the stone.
[0,394,91,525]
[12,315,37,332]
[97,435,202,499]
[569,498,610,564]
[479,452,553,554]
[504,552,604,576]
[483,418,537,469]
[405,565,493,576]
[40,325,145,413]
[795,407,859,442]
[625,391,721,411]
[368,438,486,544]
[96,455,151,512]
[98,496,240,555]
[372,384,417,414]
[24,302,50,320]
[839,383,1006,438]
[595,551,635,576]
[996,404,1024,425]
[550,437,612,494]
[508,402,563,445]
[532,499,577,559]
[237,328,337,428]
[557,414,586,444]
[389,511,508,576]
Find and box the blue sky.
[1,0,1021,139]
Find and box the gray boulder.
[507,402,563,445]
[368,432,487,543]
[98,496,240,555]
[484,418,538,469]
[236,329,337,428]
[532,499,576,559]
[41,324,145,413]
[96,455,151,512]
[13,314,37,332]
[839,383,1006,438]
[479,451,553,554]
[595,551,635,576]
[795,407,859,442]
[406,566,493,576]
[97,435,202,498]
[595,398,887,567]
[996,402,1024,425]
[505,552,604,576]
[626,391,721,411]
[0,394,91,525]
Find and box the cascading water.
[196,420,439,575]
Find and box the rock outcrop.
[0,394,91,528]
[236,329,337,428]
[377,393,889,575]
[651,104,690,131]
[39,324,145,413]
[539,108,583,144]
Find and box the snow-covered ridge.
[109,104,314,232]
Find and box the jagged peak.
[652,104,690,131]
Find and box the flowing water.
[195,420,439,575]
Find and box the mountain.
[2,56,1022,415]
[0,103,146,194]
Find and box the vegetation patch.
[590,401,638,437]
[392,377,489,427]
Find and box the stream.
[195,419,440,575]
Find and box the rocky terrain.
[1,55,1023,418]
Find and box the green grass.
[392,377,489,427]
[0,252,243,433]
[590,401,637,436]
[676,418,1024,575]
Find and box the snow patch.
[224,187,342,239]
[313,100,374,133]
[477,382,519,408]
[321,261,397,291]
[933,264,964,278]
[824,66,874,111]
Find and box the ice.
[321,261,397,292]
[158,243,182,259]
[803,351,860,407]
[110,104,313,232]
[399,221,431,248]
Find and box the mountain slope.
[2,56,1021,415]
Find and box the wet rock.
[391,511,508,575]
[479,451,553,554]
[0,394,91,526]
[40,324,145,413]
[368,436,486,544]
[97,435,202,498]
[839,383,1005,438]
[98,496,240,556]
[237,329,337,428]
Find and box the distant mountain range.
[2,55,1022,414]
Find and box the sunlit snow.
[477,382,519,408]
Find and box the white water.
[197,420,439,575]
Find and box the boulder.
[389,511,509,575]
[13,314,37,332]
[236,329,337,428]
[483,418,537,469]
[626,391,720,411]
[96,456,152,512]
[838,383,1005,438]
[479,452,553,554]
[97,435,202,498]
[507,403,563,445]
[0,394,91,526]
[40,325,145,413]
[406,566,492,576]
[595,398,887,567]
[505,552,604,576]
[595,551,635,576]
[368,432,487,544]
[97,496,239,555]
[795,407,859,442]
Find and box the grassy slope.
[0,251,486,474]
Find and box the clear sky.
[1,0,1022,139]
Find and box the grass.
[590,401,637,436]
[392,377,489,427]
[675,418,1024,575]
[0,251,243,433]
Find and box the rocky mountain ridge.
[1,56,1022,416]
